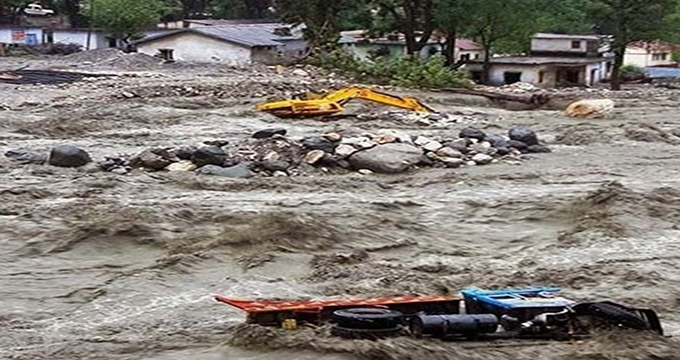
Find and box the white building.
[341,31,486,62]
[624,41,676,68]
[134,24,307,64]
[467,33,611,87]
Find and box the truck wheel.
[332,308,403,330]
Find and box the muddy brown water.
[2,58,680,360]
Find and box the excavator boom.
[256,87,435,118]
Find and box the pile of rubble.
[100,126,549,177]
[62,48,163,69]
[5,127,550,177]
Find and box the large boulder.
[484,134,510,148]
[196,164,253,178]
[173,146,197,160]
[191,146,228,167]
[508,127,539,146]
[459,127,486,141]
[348,143,423,174]
[137,150,172,171]
[5,148,47,165]
[565,99,615,118]
[48,145,91,168]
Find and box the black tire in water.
[332,308,404,330]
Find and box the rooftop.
[478,56,609,66]
[532,33,601,41]
[135,23,300,48]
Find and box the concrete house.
[134,23,307,64]
[624,41,676,68]
[467,33,611,87]
[341,31,485,62]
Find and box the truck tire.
[587,302,649,330]
[332,308,403,330]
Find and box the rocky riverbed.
[2,55,680,360]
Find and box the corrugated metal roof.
[193,25,285,47]
[134,23,303,48]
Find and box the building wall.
[531,38,590,54]
[457,49,485,62]
[471,60,609,87]
[137,33,252,64]
[52,30,107,50]
[485,64,546,86]
[0,27,43,44]
[624,46,675,67]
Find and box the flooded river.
[2,60,680,359]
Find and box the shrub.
[309,50,470,89]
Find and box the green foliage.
[311,50,470,89]
[275,0,363,50]
[84,0,171,42]
[620,65,644,76]
[586,0,679,89]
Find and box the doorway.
[503,71,522,84]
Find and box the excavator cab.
[256,87,435,118]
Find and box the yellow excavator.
[256,87,435,118]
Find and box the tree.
[85,0,170,45]
[211,0,273,19]
[586,0,680,90]
[432,0,471,65]
[274,0,362,52]
[371,0,435,55]
[461,0,540,84]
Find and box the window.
[460,53,471,61]
[652,53,668,61]
[158,49,174,61]
[474,53,480,59]
[571,40,581,49]
[538,70,544,83]
[108,38,117,48]
[503,72,522,84]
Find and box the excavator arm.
[256,87,435,118]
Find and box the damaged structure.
[468,33,612,87]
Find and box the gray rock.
[335,144,358,157]
[414,136,443,152]
[48,145,92,168]
[138,150,171,171]
[203,139,230,147]
[260,159,290,172]
[472,153,494,165]
[526,144,552,153]
[348,143,423,174]
[302,136,336,153]
[196,164,252,178]
[5,148,47,165]
[444,138,470,153]
[436,147,463,159]
[191,146,228,167]
[440,157,464,168]
[341,136,375,149]
[507,140,528,150]
[253,128,287,139]
[174,146,197,160]
[459,127,486,141]
[484,134,509,148]
[303,150,325,165]
[509,127,539,146]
